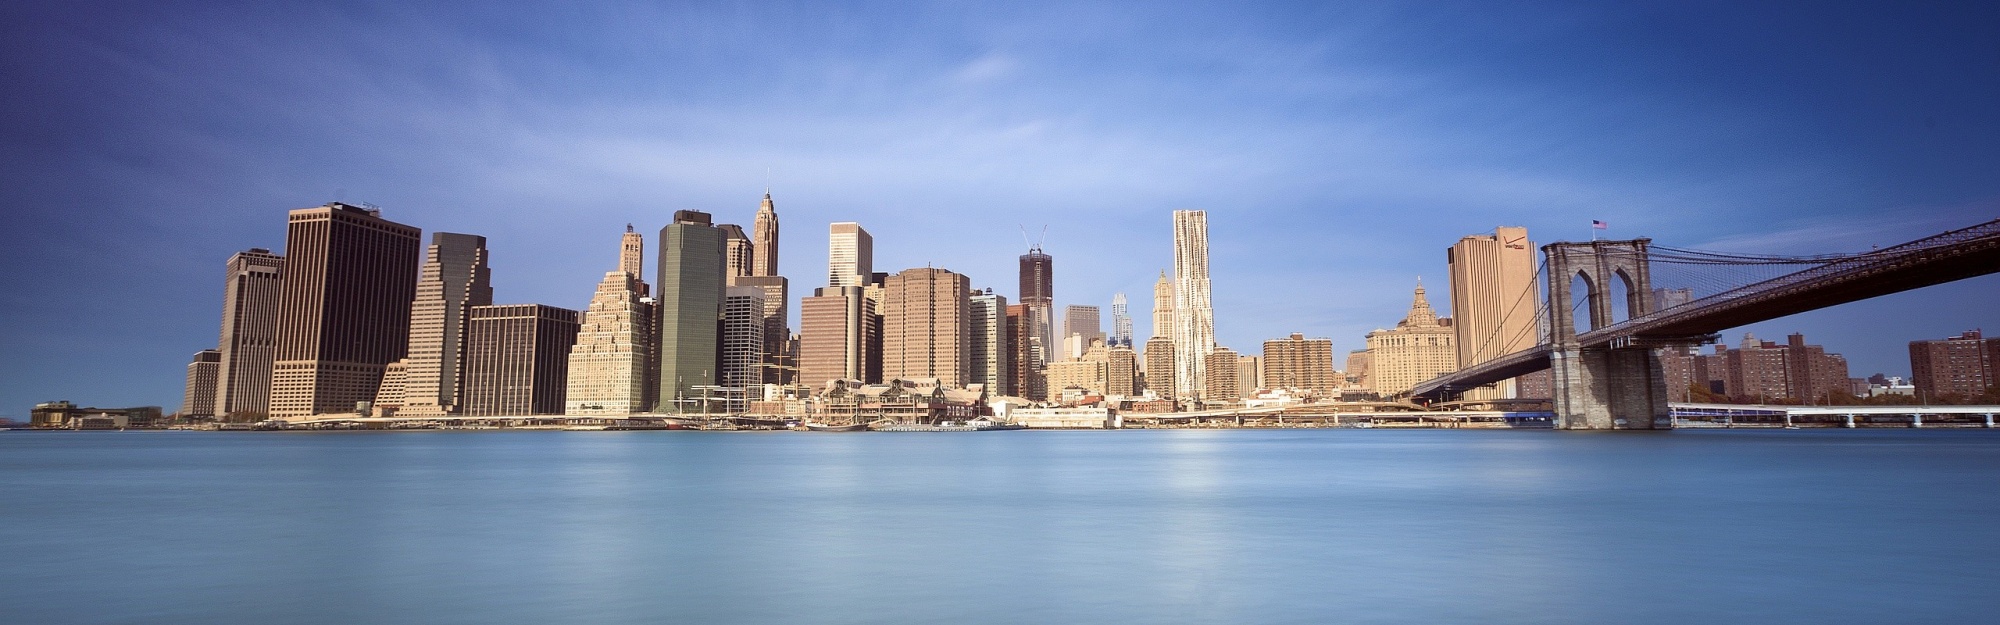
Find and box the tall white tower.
[1110,293,1133,348]
[1171,210,1215,400]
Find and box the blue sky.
[3,1,1997,413]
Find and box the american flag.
[1592,220,1608,230]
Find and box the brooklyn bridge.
[1403,217,2000,429]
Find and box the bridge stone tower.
[1544,239,1672,430]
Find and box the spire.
[1403,279,1439,327]
[626,223,634,233]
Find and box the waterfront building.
[373,361,408,413]
[29,401,164,430]
[213,248,283,420]
[656,210,728,412]
[463,304,579,416]
[969,291,1013,396]
[1447,226,1538,400]
[798,286,876,390]
[1172,210,1216,400]
[1151,271,1173,343]
[1204,346,1241,403]
[1064,304,1104,351]
[881,267,971,387]
[1346,350,1372,391]
[1448,225,1536,400]
[721,287,767,397]
[734,274,791,383]
[1263,333,1339,397]
[1909,330,2000,400]
[828,222,874,288]
[1237,355,1262,399]
[270,202,421,418]
[1363,282,1457,396]
[181,350,220,418]
[1667,333,1850,403]
[1144,336,1175,400]
[1110,293,1133,348]
[1007,304,1045,400]
[565,271,653,415]
[752,191,780,277]
[1048,352,1107,396]
[1105,344,1138,397]
[395,233,493,417]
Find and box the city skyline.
[5,2,2000,412]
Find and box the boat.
[805,422,870,432]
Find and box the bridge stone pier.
[1546,239,1672,430]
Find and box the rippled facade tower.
[1171,210,1215,400]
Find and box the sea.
[4,428,1998,624]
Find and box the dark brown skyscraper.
[463,304,580,416]
[270,202,422,418]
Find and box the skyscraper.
[1363,282,1457,395]
[621,225,645,283]
[1110,293,1133,348]
[734,274,791,383]
[182,349,220,418]
[1019,245,1055,388]
[1172,210,1215,400]
[1144,335,1175,400]
[213,248,283,421]
[721,286,767,393]
[657,210,728,412]
[1204,346,1240,402]
[1151,270,1174,343]
[1262,333,1339,397]
[463,304,579,416]
[969,290,1012,396]
[721,223,753,280]
[1236,355,1262,399]
[798,286,875,389]
[828,222,874,288]
[396,233,493,417]
[752,191,779,277]
[1105,344,1138,397]
[270,202,421,418]
[881,267,971,387]
[1006,304,1037,399]
[1063,304,1103,356]
[565,271,652,415]
[1447,226,1538,400]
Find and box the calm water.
[4,429,2000,624]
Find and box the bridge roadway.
[1409,217,2000,400]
